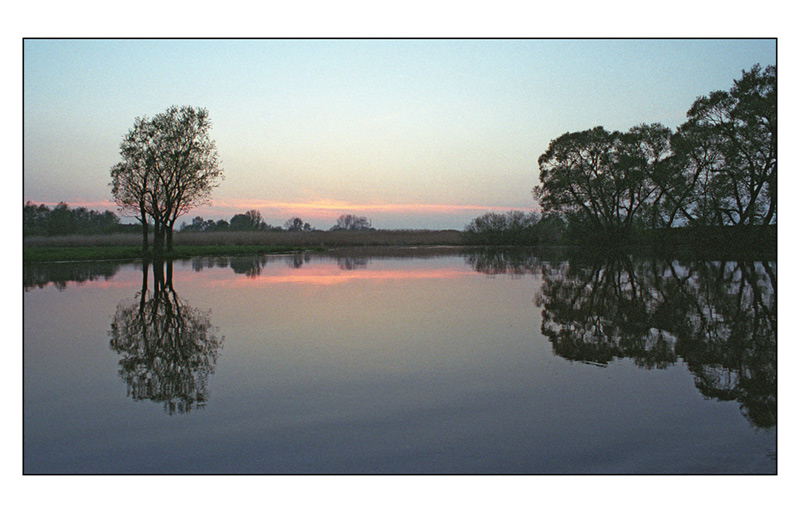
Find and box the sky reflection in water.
[23,249,776,474]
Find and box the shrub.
[463,211,546,245]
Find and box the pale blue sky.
[23,38,776,229]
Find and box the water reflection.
[23,261,122,291]
[466,250,777,429]
[189,251,416,277]
[463,248,543,276]
[108,261,224,415]
[229,255,267,277]
[24,249,776,473]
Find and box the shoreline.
[23,225,777,264]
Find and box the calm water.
[23,248,776,474]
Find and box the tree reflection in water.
[466,250,777,429]
[109,261,224,415]
[24,261,122,291]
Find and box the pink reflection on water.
[182,263,474,288]
[26,258,476,292]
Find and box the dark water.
[23,248,776,474]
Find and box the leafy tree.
[180,216,206,232]
[533,65,776,238]
[667,121,728,226]
[180,217,233,232]
[23,202,50,236]
[330,214,372,231]
[535,127,644,239]
[151,106,224,249]
[229,209,268,231]
[110,116,154,250]
[534,127,610,230]
[284,217,312,231]
[534,124,682,239]
[110,106,224,256]
[615,123,675,228]
[676,64,776,226]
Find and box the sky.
[23,38,776,230]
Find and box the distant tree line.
[24,201,127,237]
[180,212,373,233]
[180,209,276,232]
[531,64,776,243]
[23,202,377,238]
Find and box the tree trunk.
[141,220,149,252]
[139,205,149,252]
[166,219,175,253]
[763,192,776,226]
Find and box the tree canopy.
[229,210,269,231]
[533,64,776,239]
[110,106,224,256]
[331,214,372,231]
[284,217,313,231]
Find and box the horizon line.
[24,197,541,218]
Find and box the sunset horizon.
[23,38,776,230]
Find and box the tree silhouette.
[284,217,312,232]
[229,210,268,231]
[534,65,777,235]
[678,64,776,226]
[330,214,372,231]
[110,106,224,255]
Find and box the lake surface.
[23,248,777,474]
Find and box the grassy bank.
[24,229,464,248]
[24,246,149,263]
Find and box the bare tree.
[284,217,312,231]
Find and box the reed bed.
[24,233,144,248]
[24,229,466,248]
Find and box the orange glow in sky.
[211,198,537,218]
[24,197,537,230]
